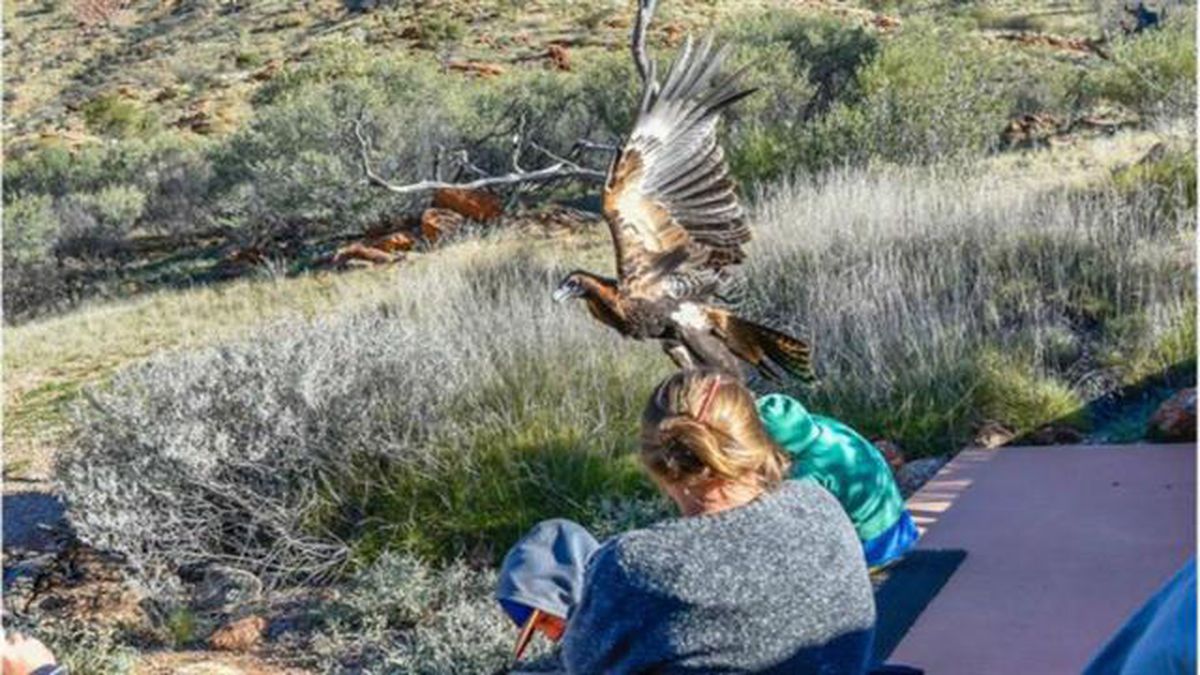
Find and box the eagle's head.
[552,271,591,303]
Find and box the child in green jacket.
[758,393,919,568]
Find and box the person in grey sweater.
[503,368,875,674]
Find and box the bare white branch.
[632,0,660,113]
[353,114,605,196]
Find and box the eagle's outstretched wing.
[602,36,754,299]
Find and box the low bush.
[1112,143,1197,209]
[799,22,1011,168]
[59,248,666,591]
[3,193,58,270]
[1081,6,1196,119]
[2,135,217,321]
[81,93,157,139]
[306,553,513,673]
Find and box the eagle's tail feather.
[718,312,816,383]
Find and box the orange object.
[513,608,567,661]
[332,242,396,265]
[420,208,466,244]
[432,187,503,222]
[547,44,571,71]
[369,231,416,253]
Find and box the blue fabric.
[862,510,919,568]
[1083,558,1196,675]
[496,519,600,626]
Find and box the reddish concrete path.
[890,444,1195,674]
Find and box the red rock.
[420,208,465,244]
[332,242,398,265]
[872,439,906,473]
[447,61,505,77]
[251,59,282,82]
[1147,388,1197,442]
[662,22,685,47]
[431,188,503,222]
[872,14,901,30]
[208,615,266,652]
[369,231,416,254]
[547,44,571,71]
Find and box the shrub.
[719,12,874,182]
[81,94,156,139]
[413,8,465,46]
[2,194,64,319]
[803,22,1009,167]
[59,248,664,590]
[3,193,59,269]
[1112,143,1197,209]
[721,12,877,118]
[52,185,146,260]
[5,145,109,198]
[218,46,639,240]
[1081,6,1196,119]
[722,15,1016,174]
[973,349,1088,432]
[307,553,514,673]
[1,615,137,675]
[971,8,1047,33]
[233,48,266,69]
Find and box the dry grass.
[2,228,609,477]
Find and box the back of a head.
[641,368,791,490]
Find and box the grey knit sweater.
[559,479,875,674]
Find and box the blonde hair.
[641,368,791,490]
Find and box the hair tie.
[695,377,722,423]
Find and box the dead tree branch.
[633,0,660,113]
[353,114,605,196]
[354,0,658,197]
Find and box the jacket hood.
[496,519,600,626]
[757,393,822,453]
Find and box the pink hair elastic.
[695,377,722,423]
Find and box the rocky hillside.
[3,0,1144,153]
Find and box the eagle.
[552,36,815,382]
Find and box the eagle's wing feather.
[602,35,755,297]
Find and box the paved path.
[890,443,1195,674]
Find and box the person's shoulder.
[774,478,850,517]
[593,519,699,586]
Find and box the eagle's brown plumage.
[554,36,815,382]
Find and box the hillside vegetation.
[2,1,1196,673]
[4,0,1194,322]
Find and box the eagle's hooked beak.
[552,279,584,303]
[552,285,577,303]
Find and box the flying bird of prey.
[553,37,815,382]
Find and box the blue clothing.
[497,519,601,626]
[863,510,919,569]
[1083,558,1196,675]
